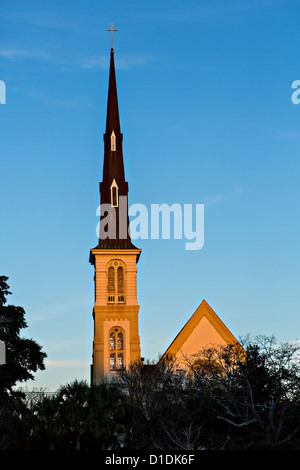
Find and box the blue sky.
[1,0,300,391]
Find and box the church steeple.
[89,34,142,382]
[90,45,138,259]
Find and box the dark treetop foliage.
[0,275,47,398]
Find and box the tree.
[0,275,47,449]
[0,275,47,400]
[45,379,126,450]
[87,381,126,450]
[119,337,300,450]
[30,392,62,450]
[56,379,90,450]
[118,358,205,450]
[188,336,300,449]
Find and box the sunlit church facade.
[90,41,238,383]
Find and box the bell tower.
[90,38,141,383]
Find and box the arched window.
[117,266,125,302]
[107,266,115,302]
[109,327,124,371]
[111,131,116,151]
[112,187,117,206]
[110,179,118,207]
[107,261,126,304]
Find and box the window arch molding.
[106,259,126,304]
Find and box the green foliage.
[0,275,11,307]
[0,276,47,397]
[29,380,126,450]
[0,275,47,449]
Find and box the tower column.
[90,41,141,382]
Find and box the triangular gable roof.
[160,300,238,365]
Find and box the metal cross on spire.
[106,22,118,49]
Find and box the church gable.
[161,300,238,369]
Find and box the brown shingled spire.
[102,49,125,187]
[105,48,121,136]
[90,45,139,262]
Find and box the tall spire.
[90,37,139,261]
[105,22,119,134]
[105,48,121,136]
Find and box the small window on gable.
[111,131,116,151]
